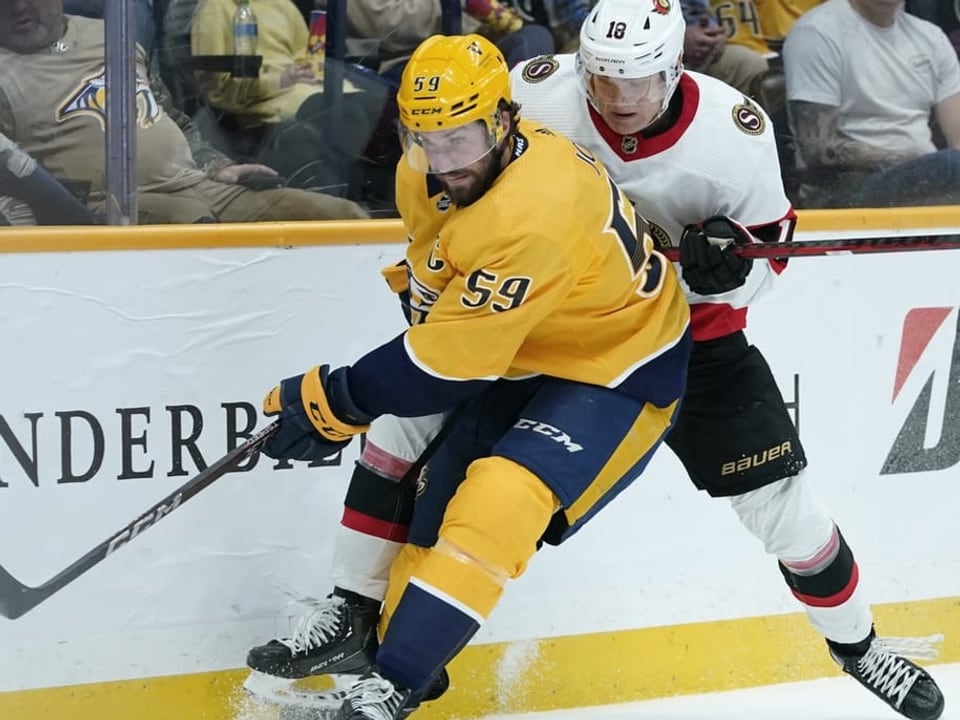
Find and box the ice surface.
[480,663,960,720]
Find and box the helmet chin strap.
[645,59,684,131]
[640,85,684,136]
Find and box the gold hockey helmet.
[397,34,512,174]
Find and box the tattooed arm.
[788,100,917,172]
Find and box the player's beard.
[437,145,505,208]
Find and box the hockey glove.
[679,215,755,296]
[261,365,373,463]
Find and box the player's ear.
[500,100,519,135]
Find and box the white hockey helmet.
[578,0,686,128]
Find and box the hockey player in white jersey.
[507,1,945,718]
[244,2,945,718]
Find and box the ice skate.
[248,591,381,678]
[335,670,415,720]
[243,591,380,714]
[828,629,945,720]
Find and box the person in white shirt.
[783,0,960,207]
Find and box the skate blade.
[242,670,352,711]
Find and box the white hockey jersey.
[510,54,796,341]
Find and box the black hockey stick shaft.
[0,421,279,620]
[660,232,960,261]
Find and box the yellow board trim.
[0,220,406,254]
[3,206,960,254]
[2,595,956,719]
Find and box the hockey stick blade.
[0,420,279,620]
[660,232,960,261]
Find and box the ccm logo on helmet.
[513,418,584,453]
[411,108,442,115]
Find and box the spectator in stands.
[189,0,390,187]
[63,0,157,57]
[681,0,822,110]
[0,132,96,225]
[190,0,385,128]
[506,0,592,53]
[681,0,769,99]
[0,2,366,224]
[63,0,158,58]
[346,0,556,86]
[906,0,960,57]
[783,0,960,208]
[754,0,823,53]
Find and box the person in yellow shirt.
[682,0,770,98]
[756,0,822,52]
[189,0,391,196]
[257,33,691,720]
[192,0,343,124]
[683,0,821,112]
[708,0,822,56]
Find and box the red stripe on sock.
[341,507,409,543]
[360,441,414,480]
[791,562,860,608]
[783,524,840,574]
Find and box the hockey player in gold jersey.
[258,33,691,720]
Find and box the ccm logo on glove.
[261,365,373,463]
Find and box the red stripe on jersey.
[689,303,748,341]
[341,507,409,542]
[588,73,700,161]
[790,562,860,608]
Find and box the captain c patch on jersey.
[58,70,161,130]
[732,98,765,136]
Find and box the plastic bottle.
[233,0,258,56]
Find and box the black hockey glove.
[261,365,372,463]
[679,215,754,296]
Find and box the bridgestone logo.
[883,307,960,474]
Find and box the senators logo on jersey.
[732,98,765,136]
[521,55,560,84]
[57,70,161,130]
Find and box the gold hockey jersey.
[350,119,691,418]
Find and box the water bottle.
[233,0,258,56]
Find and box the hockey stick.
[0,420,279,620]
[659,232,960,261]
